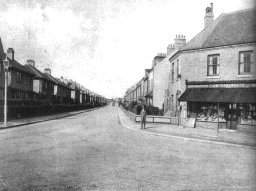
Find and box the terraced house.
[24,60,55,104]
[0,45,35,119]
[166,5,256,132]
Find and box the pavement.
[0,107,102,130]
[118,107,256,149]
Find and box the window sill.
[237,74,254,78]
[205,76,220,79]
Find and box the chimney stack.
[26,59,35,67]
[44,68,51,75]
[174,34,186,50]
[204,3,214,28]
[7,48,14,60]
[167,44,174,55]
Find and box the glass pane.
[240,53,244,62]
[209,66,213,75]
[245,53,251,63]
[245,62,251,73]
[216,65,220,75]
[213,65,216,74]
[240,63,244,74]
[213,57,217,65]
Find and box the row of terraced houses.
[124,4,256,132]
[0,39,107,121]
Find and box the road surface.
[0,105,255,190]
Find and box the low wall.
[0,104,101,121]
[196,121,226,129]
[121,107,178,125]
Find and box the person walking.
[140,105,147,129]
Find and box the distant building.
[153,36,185,111]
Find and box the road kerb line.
[118,110,256,150]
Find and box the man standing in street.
[140,105,147,129]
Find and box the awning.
[179,88,256,104]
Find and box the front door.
[226,103,238,129]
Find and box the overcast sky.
[0,0,255,98]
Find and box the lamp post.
[2,56,10,126]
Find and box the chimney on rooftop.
[26,59,35,67]
[204,3,214,28]
[167,44,174,55]
[7,48,14,60]
[44,68,51,75]
[174,34,186,50]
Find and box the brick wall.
[166,43,256,118]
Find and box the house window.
[17,72,22,83]
[171,63,174,81]
[239,51,253,74]
[207,54,220,76]
[176,59,179,79]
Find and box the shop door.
[227,104,238,129]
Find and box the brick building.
[153,37,185,111]
[166,6,256,132]
[24,60,55,104]
[0,47,35,104]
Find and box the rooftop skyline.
[0,0,255,98]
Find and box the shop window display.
[195,102,256,126]
[196,103,226,122]
[239,104,256,126]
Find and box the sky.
[0,0,255,98]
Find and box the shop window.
[197,103,226,122]
[239,104,256,125]
[239,51,253,75]
[207,54,220,76]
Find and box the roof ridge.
[222,7,256,15]
[25,64,43,77]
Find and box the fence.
[121,107,179,125]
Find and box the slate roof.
[181,8,256,51]
[0,38,34,75]
[45,73,72,89]
[7,59,35,76]
[24,64,55,83]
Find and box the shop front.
[179,87,256,132]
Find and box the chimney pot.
[204,3,214,28]
[7,48,14,60]
[44,68,51,75]
[26,59,35,67]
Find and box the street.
[0,105,255,190]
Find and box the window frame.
[176,59,179,80]
[171,62,174,82]
[207,54,220,76]
[16,72,22,83]
[238,50,253,75]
